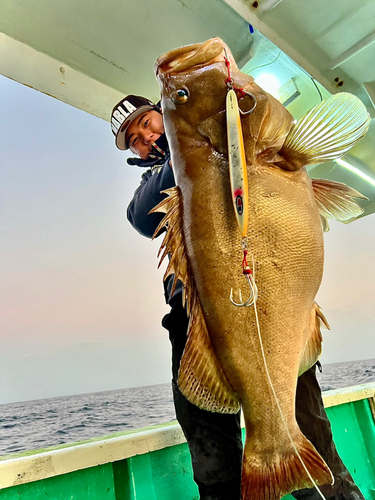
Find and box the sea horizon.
[1,356,374,407]
[1,357,375,456]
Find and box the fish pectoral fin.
[242,431,333,500]
[279,93,370,168]
[312,178,367,221]
[299,303,329,376]
[178,296,240,414]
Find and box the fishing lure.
[225,85,258,307]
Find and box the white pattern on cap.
[111,96,156,150]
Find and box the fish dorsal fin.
[299,303,329,376]
[312,179,366,221]
[150,188,240,413]
[279,93,370,169]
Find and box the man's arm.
[127,159,175,239]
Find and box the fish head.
[155,37,296,178]
[155,38,256,165]
[155,37,231,122]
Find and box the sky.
[1,74,375,405]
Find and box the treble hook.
[230,273,258,307]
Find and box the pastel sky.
[0,75,374,404]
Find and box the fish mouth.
[155,37,229,77]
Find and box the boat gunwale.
[0,382,374,490]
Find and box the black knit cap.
[111,95,159,150]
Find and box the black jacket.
[126,136,183,305]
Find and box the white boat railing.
[0,382,374,490]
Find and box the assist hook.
[223,48,257,116]
[230,241,258,307]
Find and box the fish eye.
[173,88,189,104]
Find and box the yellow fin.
[280,93,370,167]
[312,179,366,221]
[242,432,333,500]
[299,303,330,376]
[150,187,240,413]
[320,215,330,233]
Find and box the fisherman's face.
[126,110,165,159]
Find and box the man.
[111,94,364,500]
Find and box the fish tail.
[241,433,333,500]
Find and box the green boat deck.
[1,383,375,500]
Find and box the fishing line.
[250,248,328,500]
[298,65,324,103]
[248,50,324,104]
[246,50,281,74]
[309,77,323,102]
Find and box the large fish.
[151,37,369,500]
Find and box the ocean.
[1,358,375,457]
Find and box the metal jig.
[225,53,258,307]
